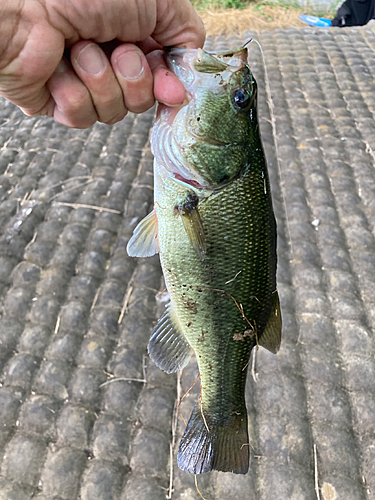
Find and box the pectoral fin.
[259,292,282,354]
[177,193,206,261]
[148,305,192,373]
[126,210,159,258]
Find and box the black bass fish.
[127,46,281,474]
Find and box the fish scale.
[127,45,281,474]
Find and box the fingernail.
[117,51,144,80]
[76,44,106,75]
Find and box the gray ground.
[0,27,374,500]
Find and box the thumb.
[14,85,55,118]
[0,68,54,117]
[0,20,63,116]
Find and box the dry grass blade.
[251,348,258,382]
[167,370,183,499]
[100,377,147,387]
[48,179,95,201]
[194,475,208,500]
[54,315,61,335]
[90,288,101,312]
[101,356,147,388]
[25,231,37,251]
[177,372,200,425]
[118,285,133,324]
[200,398,210,432]
[43,175,91,193]
[198,5,306,36]
[314,444,321,500]
[54,201,121,214]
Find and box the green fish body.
[127,46,281,474]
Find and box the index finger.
[152,0,205,49]
[147,50,186,107]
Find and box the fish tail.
[177,403,249,474]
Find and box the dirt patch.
[183,296,198,314]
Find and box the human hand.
[0,0,205,128]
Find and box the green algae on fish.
[127,45,281,474]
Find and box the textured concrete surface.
[0,27,375,500]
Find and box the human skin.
[0,0,205,128]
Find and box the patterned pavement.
[0,26,375,500]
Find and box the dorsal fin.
[259,292,282,354]
[127,210,159,258]
[148,305,192,374]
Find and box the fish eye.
[233,88,251,109]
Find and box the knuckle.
[71,118,97,129]
[59,91,97,128]
[102,109,128,125]
[94,87,124,110]
[64,87,91,113]
[94,90,127,124]
[125,88,155,113]
[127,98,154,114]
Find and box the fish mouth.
[164,47,248,76]
[156,102,184,123]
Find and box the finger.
[153,0,205,49]
[147,50,186,107]
[137,37,162,55]
[111,44,154,114]
[47,59,98,128]
[71,41,127,125]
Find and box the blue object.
[300,14,332,27]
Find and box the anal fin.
[127,210,159,258]
[259,291,282,354]
[148,305,192,373]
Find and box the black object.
[332,0,375,26]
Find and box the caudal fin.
[177,404,249,474]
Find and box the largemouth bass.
[127,46,281,474]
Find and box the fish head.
[152,47,258,191]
